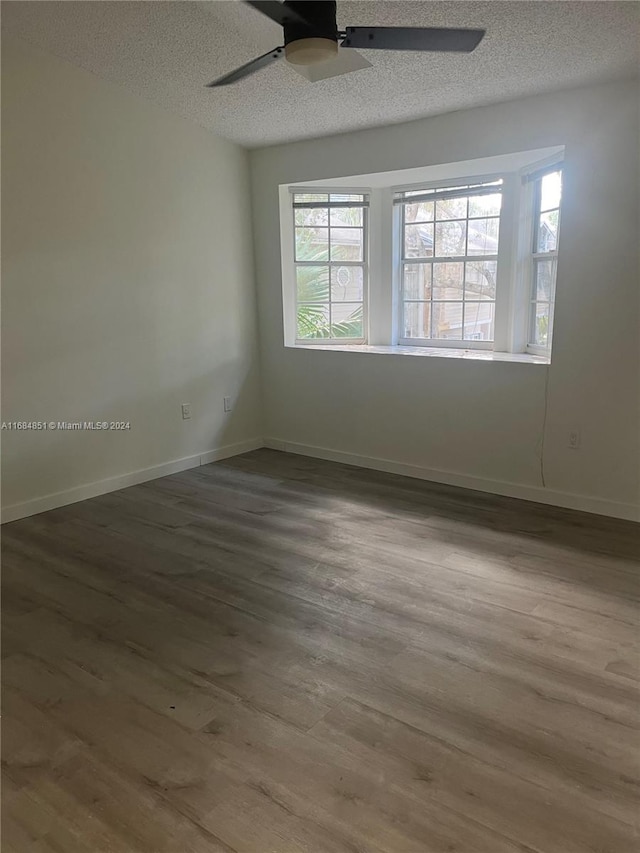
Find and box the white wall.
[1,37,263,518]
[250,78,640,520]
[3,38,638,522]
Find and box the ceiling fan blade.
[206,46,285,87]
[341,27,485,53]
[245,1,311,28]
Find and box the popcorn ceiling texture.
[2,1,638,148]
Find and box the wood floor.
[2,449,639,853]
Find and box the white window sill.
[287,343,550,364]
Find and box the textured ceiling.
[3,1,638,148]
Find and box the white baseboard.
[4,436,637,524]
[264,438,639,522]
[1,437,263,524]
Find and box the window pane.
[402,263,432,299]
[540,171,562,212]
[330,227,363,261]
[432,302,464,340]
[465,260,497,300]
[534,259,554,301]
[467,217,499,255]
[297,303,330,339]
[404,223,434,258]
[295,227,328,262]
[330,265,363,302]
[330,193,365,203]
[537,210,559,253]
[293,193,328,203]
[463,302,495,341]
[433,262,464,300]
[436,197,467,220]
[468,193,502,218]
[330,207,362,226]
[404,201,434,222]
[435,221,466,256]
[295,207,328,226]
[402,302,431,338]
[530,302,550,346]
[296,266,329,302]
[331,302,363,338]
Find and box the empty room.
[1,1,639,851]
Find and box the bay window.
[281,148,564,362]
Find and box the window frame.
[525,165,563,356]
[392,172,506,350]
[291,189,370,346]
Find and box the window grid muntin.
[293,193,368,343]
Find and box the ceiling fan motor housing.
[283,1,339,64]
[283,1,338,45]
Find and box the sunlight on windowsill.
[287,344,550,364]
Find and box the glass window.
[293,193,368,342]
[529,170,562,351]
[398,180,502,343]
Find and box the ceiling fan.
[207,1,485,87]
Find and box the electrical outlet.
[568,430,580,449]
[181,403,191,420]
[223,396,232,413]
